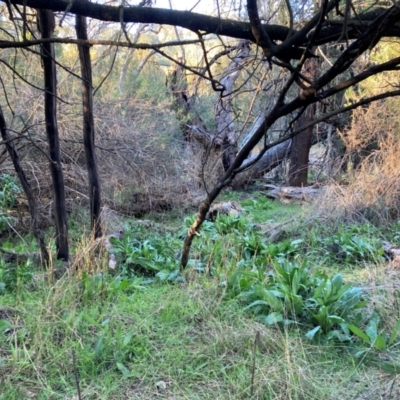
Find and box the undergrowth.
[1,192,400,399]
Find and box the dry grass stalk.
[315,102,400,224]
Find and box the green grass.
[1,191,400,399]
[1,274,392,400]
[220,190,304,225]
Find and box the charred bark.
[38,9,69,260]
[0,106,49,265]
[76,11,102,238]
[288,58,318,187]
[288,106,315,186]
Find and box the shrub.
[0,173,21,231]
[229,259,367,341]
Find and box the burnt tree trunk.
[288,58,317,187]
[0,106,49,265]
[38,9,69,260]
[76,12,102,238]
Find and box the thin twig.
[72,350,82,400]
[250,331,260,398]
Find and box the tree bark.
[38,9,69,260]
[288,58,317,187]
[233,140,291,187]
[0,106,49,265]
[287,106,315,186]
[76,11,102,238]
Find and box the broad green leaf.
[313,279,326,299]
[366,312,380,342]
[354,300,368,309]
[263,290,285,312]
[306,326,321,340]
[313,306,328,323]
[108,236,120,245]
[243,300,270,311]
[327,329,351,342]
[94,336,103,358]
[0,319,12,333]
[331,274,343,291]
[290,239,303,246]
[82,314,98,326]
[119,280,130,290]
[116,362,131,376]
[348,324,371,343]
[373,335,387,351]
[263,312,284,325]
[327,315,345,324]
[283,319,295,326]
[292,270,300,294]
[354,349,368,358]
[389,319,400,346]
[339,322,350,336]
[123,331,134,348]
[1,242,13,250]
[156,270,170,281]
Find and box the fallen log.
[262,185,326,201]
[233,140,291,188]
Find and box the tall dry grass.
[0,46,208,230]
[315,101,400,224]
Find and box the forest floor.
[1,190,400,399]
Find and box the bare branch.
[0,37,207,49]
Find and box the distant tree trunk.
[38,9,69,261]
[233,140,291,187]
[215,42,251,171]
[0,106,49,265]
[167,58,217,188]
[76,12,102,238]
[167,42,251,189]
[288,58,317,187]
[136,49,156,76]
[288,106,315,186]
[167,57,207,143]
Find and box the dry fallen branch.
[263,185,326,201]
